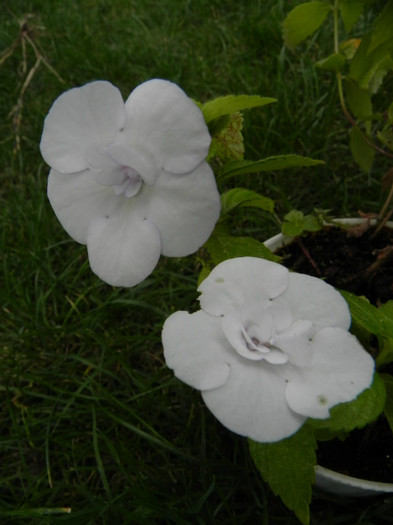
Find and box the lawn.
[1,0,392,523]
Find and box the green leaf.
[209,112,245,161]
[340,290,393,339]
[381,373,393,434]
[220,155,324,180]
[310,373,386,434]
[221,188,274,215]
[349,126,375,172]
[202,95,276,124]
[283,1,331,52]
[345,78,373,133]
[350,32,393,93]
[339,0,366,33]
[377,129,393,152]
[249,425,317,525]
[205,233,280,266]
[315,53,346,72]
[282,210,321,236]
[368,0,393,54]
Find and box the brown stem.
[295,237,322,276]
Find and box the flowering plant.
[163,257,374,442]
[40,79,221,286]
[41,70,390,524]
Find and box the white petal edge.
[198,257,289,317]
[162,310,231,391]
[285,327,375,419]
[40,81,126,174]
[124,79,211,174]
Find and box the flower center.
[221,302,313,366]
[85,143,159,199]
[113,166,142,198]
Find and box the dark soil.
[276,224,393,305]
[276,222,393,482]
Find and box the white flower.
[162,257,374,443]
[40,79,220,286]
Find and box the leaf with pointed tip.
[202,95,276,124]
[220,155,324,180]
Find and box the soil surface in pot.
[276,223,393,482]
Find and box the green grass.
[1,1,392,523]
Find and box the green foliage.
[340,291,393,341]
[201,94,276,123]
[281,210,322,236]
[205,231,280,267]
[220,155,324,180]
[315,53,346,72]
[282,1,331,52]
[349,126,375,172]
[208,112,245,161]
[249,425,317,525]
[339,0,366,33]
[221,187,275,215]
[282,0,393,182]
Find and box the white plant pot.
[264,218,393,497]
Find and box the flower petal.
[202,360,306,442]
[285,327,375,419]
[198,257,289,316]
[124,79,211,174]
[47,168,121,244]
[276,273,351,334]
[162,310,231,391]
[87,211,161,287]
[40,81,126,174]
[138,162,220,256]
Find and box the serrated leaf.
[282,210,305,237]
[302,215,322,232]
[249,425,316,525]
[282,211,321,236]
[315,53,346,71]
[202,95,276,124]
[368,0,393,54]
[340,290,393,339]
[381,373,393,434]
[283,1,331,52]
[349,126,375,172]
[220,155,324,180]
[205,233,280,266]
[221,188,274,215]
[310,372,386,434]
[209,112,245,161]
[339,0,366,33]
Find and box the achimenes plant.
[41,78,350,524]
